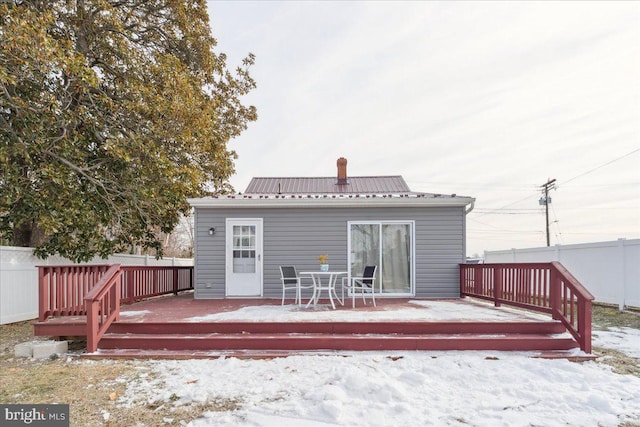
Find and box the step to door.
[98,332,578,352]
[84,348,594,361]
[107,321,567,336]
[33,318,87,337]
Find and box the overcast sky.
[206,1,639,256]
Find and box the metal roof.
[244,176,411,194]
[189,174,475,210]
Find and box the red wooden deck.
[33,292,583,358]
[32,262,594,358]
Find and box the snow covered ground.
[593,327,640,359]
[116,303,640,426]
[183,299,552,323]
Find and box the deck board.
[33,293,582,355]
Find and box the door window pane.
[233,225,256,273]
[350,222,412,294]
[382,224,411,293]
[350,224,380,290]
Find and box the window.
[348,221,414,295]
[232,225,256,273]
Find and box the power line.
[472,211,540,215]
[405,180,538,191]
[560,148,640,186]
[469,230,544,235]
[551,202,563,245]
[471,191,541,219]
[473,208,540,211]
[468,217,543,234]
[562,182,640,189]
[470,149,638,225]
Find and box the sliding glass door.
[348,221,414,295]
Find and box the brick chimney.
[337,157,348,185]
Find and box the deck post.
[474,267,481,295]
[130,268,136,303]
[493,265,502,307]
[153,269,159,295]
[128,269,135,303]
[121,268,127,303]
[38,267,45,322]
[549,266,561,321]
[173,268,179,295]
[113,274,121,322]
[579,297,592,353]
[86,300,98,353]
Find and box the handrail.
[460,262,594,352]
[84,264,122,353]
[550,262,595,353]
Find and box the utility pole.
[539,178,556,247]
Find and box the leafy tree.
[0,0,256,261]
[159,213,195,258]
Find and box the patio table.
[299,271,347,310]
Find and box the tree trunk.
[12,220,46,247]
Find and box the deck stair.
[93,320,578,354]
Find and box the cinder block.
[14,342,33,358]
[31,340,68,359]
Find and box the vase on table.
[318,254,329,271]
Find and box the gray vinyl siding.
[193,208,227,298]
[194,206,465,299]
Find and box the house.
[34,159,594,354]
[188,158,475,300]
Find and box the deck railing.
[38,264,194,322]
[120,266,193,303]
[38,265,112,321]
[85,264,122,353]
[39,263,193,352]
[460,262,594,352]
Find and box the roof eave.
[188,196,475,209]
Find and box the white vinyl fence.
[0,246,193,324]
[484,239,640,310]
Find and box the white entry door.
[226,218,263,297]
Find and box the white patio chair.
[279,266,313,305]
[341,265,377,308]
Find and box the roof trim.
[188,193,475,209]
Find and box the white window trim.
[225,218,264,297]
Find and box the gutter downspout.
[465,200,475,215]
